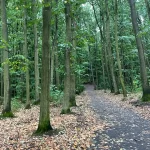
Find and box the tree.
[114,0,127,97]
[33,0,40,103]
[69,2,79,107]
[105,0,119,94]
[36,0,53,133]
[54,0,60,88]
[61,0,72,114]
[24,2,31,109]
[144,0,150,20]
[1,0,13,117]
[128,0,150,101]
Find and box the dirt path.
[86,85,150,150]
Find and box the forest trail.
[85,85,150,150]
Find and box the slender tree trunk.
[54,0,60,88]
[88,45,95,85]
[103,15,112,91]
[0,50,3,98]
[101,45,106,90]
[114,0,127,97]
[55,48,60,87]
[69,16,76,107]
[24,4,30,109]
[105,0,119,94]
[95,34,99,90]
[144,0,150,20]
[55,50,60,88]
[33,0,40,103]
[36,0,53,133]
[1,0,13,117]
[0,43,3,102]
[129,0,150,101]
[50,44,55,85]
[61,0,72,114]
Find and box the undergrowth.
[11,98,23,112]
[50,85,63,105]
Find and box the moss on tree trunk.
[35,120,53,134]
[142,87,150,102]
[2,110,14,118]
[25,103,31,109]
[69,97,76,107]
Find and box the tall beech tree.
[54,0,60,88]
[114,0,127,97]
[128,0,150,101]
[33,0,40,103]
[105,0,119,94]
[24,2,31,109]
[36,0,53,133]
[144,0,150,20]
[61,0,72,114]
[1,0,13,117]
[69,2,78,107]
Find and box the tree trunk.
[0,50,4,98]
[1,0,13,117]
[128,0,150,101]
[33,0,40,103]
[50,44,55,86]
[36,0,53,133]
[103,15,112,91]
[53,0,60,88]
[105,0,119,94]
[61,0,72,114]
[144,0,150,20]
[69,15,77,107]
[114,0,127,97]
[24,4,31,109]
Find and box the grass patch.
[0,111,14,119]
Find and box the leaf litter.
[0,91,107,150]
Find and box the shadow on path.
[85,85,150,150]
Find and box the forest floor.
[0,85,150,150]
[0,91,106,150]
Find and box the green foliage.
[50,85,63,105]
[76,84,85,95]
[11,98,23,112]
[1,111,14,118]
[2,55,29,73]
[0,39,9,49]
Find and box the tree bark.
[36,0,53,133]
[33,0,40,103]
[1,0,13,117]
[24,3,31,109]
[0,49,3,98]
[128,0,150,101]
[144,0,150,20]
[114,0,127,97]
[50,34,55,86]
[105,0,119,94]
[70,13,77,107]
[61,0,72,114]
